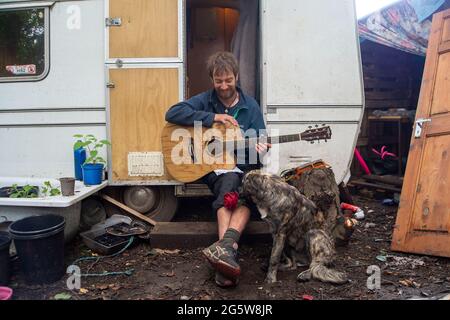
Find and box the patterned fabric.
[358,0,444,55]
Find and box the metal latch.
[105,17,121,27]
[414,118,431,138]
[106,82,115,89]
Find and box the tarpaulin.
[409,0,445,22]
[358,0,448,55]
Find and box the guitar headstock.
[300,125,332,143]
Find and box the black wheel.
[122,186,178,222]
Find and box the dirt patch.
[8,195,450,300]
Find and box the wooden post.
[100,193,157,226]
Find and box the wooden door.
[391,9,450,257]
[108,66,181,183]
[107,0,184,184]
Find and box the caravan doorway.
[185,0,260,100]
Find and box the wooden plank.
[149,221,271,249]
[364,90,412,100]
[109,0,179,58]
[100,194,157,226]
[368,115,410,121]
[348,179,402,193]
[364,78,411,89]
[109,67,179,182]
[363,175,403,187]
[365,99,412,109]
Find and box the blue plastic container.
[83,163,104,185]
[74,144,86,181]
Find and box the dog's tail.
[300,229,348,285]
[309,262,348,284]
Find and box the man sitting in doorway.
[165,51,270,287]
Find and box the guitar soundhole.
[206,137,223,157]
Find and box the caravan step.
[149,221,271,249]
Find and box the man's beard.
[217,88,236,101]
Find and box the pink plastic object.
[0,287,13,300]
[372,146,398,160]
[354,148,371,175]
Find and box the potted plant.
[74,134,111,185]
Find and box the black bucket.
[8,215,65,284]
[0,231,11,285]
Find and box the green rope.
[81,269,135,277]
[72,236,135,277]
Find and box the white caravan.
[0,0,364,221]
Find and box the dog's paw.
[265,275,277,284]
[297,269,312,282]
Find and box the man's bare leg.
[217,207,232,240]
[217,205,250,249]
[228,205,251,234]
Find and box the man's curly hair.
[207,51,239,78]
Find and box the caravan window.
[0,7,49,82]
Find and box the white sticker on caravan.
[6,64,36,75]
[128,152,164,177]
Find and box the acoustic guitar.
[161,122,332,183]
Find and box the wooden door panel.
[109,0,179,58]
[431,53,450,115]
[109,68,179,182]
[391,9,450,257]
[411,135,450,232]
[443,16,450,41]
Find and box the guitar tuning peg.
[325,139,327,143]
[310,141,314,144]
[315,124,319,128]
[308,126,312,129]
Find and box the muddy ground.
[8,193,450,300]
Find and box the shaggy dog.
[241,170,348,284]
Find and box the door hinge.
[106,82,115,89]
[414,118,431,138]
[105,17,122,27]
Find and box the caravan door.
[261,0,364,183]
[106,0,184,184]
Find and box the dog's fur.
[241,170,348,284]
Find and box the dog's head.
[241,170,283,198]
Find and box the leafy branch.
[73,134,111,165]
[41,180,61,197]
[9,184,38,198]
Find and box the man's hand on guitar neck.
[255,142,272,155]
[214,113,239,127]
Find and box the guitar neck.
[244,133,301,148]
